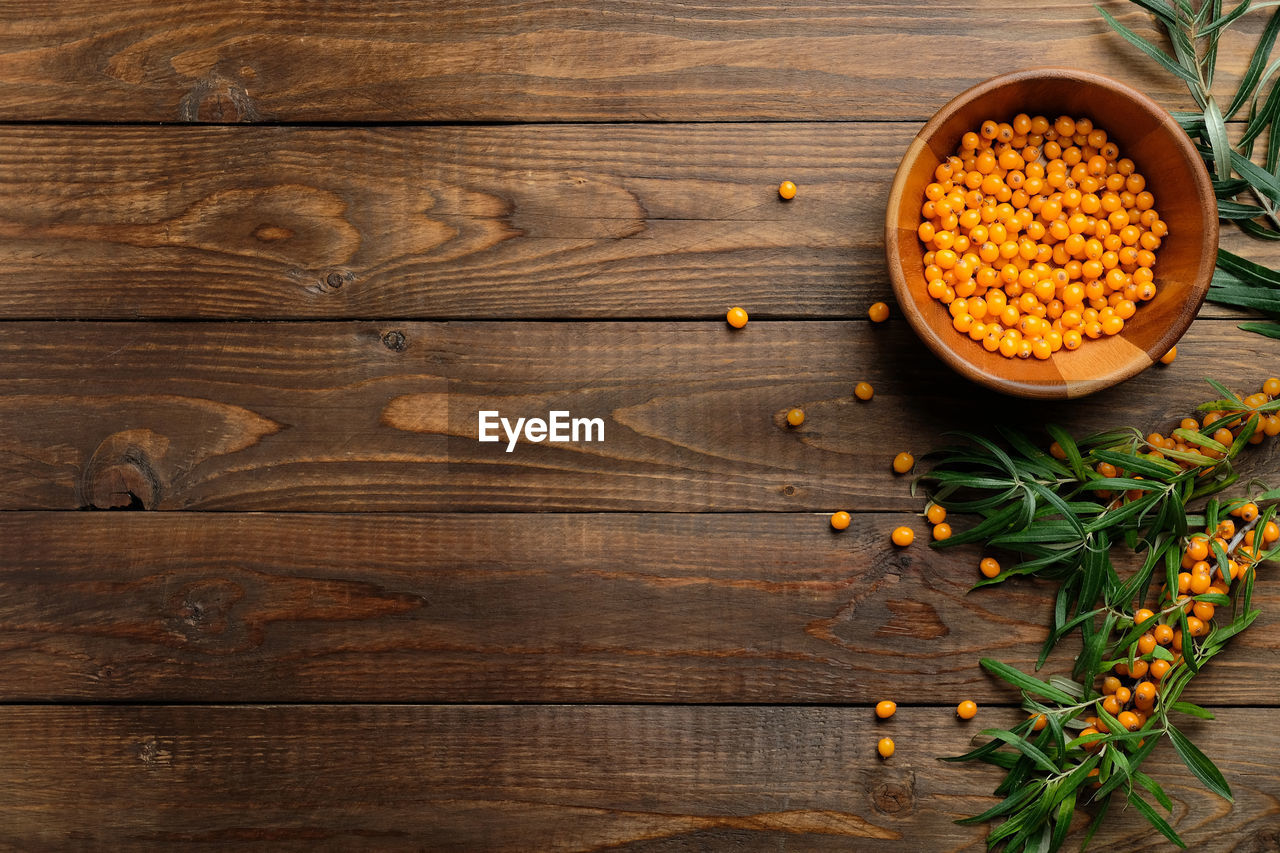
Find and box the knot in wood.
[382,330,408,352]
[326,271,345,288]
[168,578,245,639]
[80,430,166,510]
[871,780,914,815]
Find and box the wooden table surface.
[3,2,1280,850]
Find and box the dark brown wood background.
[1,2,1278,850]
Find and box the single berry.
[957,700,978,720]
[893,452,915,474]
[891,526,914,547]
[726,307,748,328]
[786,407,805,427]
[875,700,897,719]
[779,180,797,200]
[830,511,851,531]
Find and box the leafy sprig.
[1099,0,1280,336]
[926,379,1279,849]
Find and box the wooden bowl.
[885,68,1217,399]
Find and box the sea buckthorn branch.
[945,501,1277,851]
[924,378,1280,850]
[1099,0,1280,338]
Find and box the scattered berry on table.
[854,382,874,401]
[1160,346,1177,364]
[957,700,978,720]
[891,526,914,547]
[933,522,952,541]
[869,301,891,322]
[877,737,895,759]
[893,452,915,473]
[779,180,797,200]
[875,700,897,719]
[830,511,851,531]
[980,556,1001,578]
[786,407,805,427]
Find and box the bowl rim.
[884,67,1219,399]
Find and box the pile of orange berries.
[917,113,1167,359]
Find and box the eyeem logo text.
[478,410,605,452]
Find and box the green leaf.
[1051,788,1077,852]
[981,658,1078,704]
[1096,6,1199,84]
[1169,700,1216,720]
[953,778,1043,825]
[1168,725,1234,802]
[1203,96,1232,180]
[1046,425,1087,481]
[1239,321,1280,339]
[984,729,1061,774]
[1091,449,1180,480]
[1225,5,1280,116]
[1127,789,1186,848]
[1133,771,1174,813]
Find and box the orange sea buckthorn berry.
[980,557,1001,579]
[854,382,874,401]
[1160,346,1177,364]
[779,180,797,200]
[786,408,805,427]
[1154,624,1174,646]
[1115,685,1132,706]
[869,301,890,323]
[876,700,897,719]
[1031,713,1047,731]
[957,700,978,720]
[1079,726,1102,751]
[1134,681,1156,708]
[933,522,953,541]
[926,503,947,524]
[1134,608,1155,626]
[891,526,914,547]
[1137,633,1157,656]
[726,307,748,328]
[893,452,915,474]
[1150,659,1171,681]
[830,511,851,531]
[1102,676,1122,694]
[878,737,895,759]
[1240,502,1259,522]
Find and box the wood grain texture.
[0,704,1277,852]
[0,1,1263,123]
[0,123,1265,320]
[0,318,1274,512]
[3,511,1279,704]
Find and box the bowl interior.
[887,70,1217,399]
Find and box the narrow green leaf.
[1204,96,1232,180]
[1168,725,1234,802]
[1096,6,1198,84]
[1133,771,1174,813]
[953,778,1043,825]
[1239,321,1280,339]
[981,658,1078,704]
[1127,790,1187,848]
[1169,700,1215,720]
[1225,5,1280,116]
[984,729,1060,773]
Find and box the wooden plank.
[3,511,1279,704]
[0,704,1274,851]
[0,318,1274,512]
[0,124,1265,320]
[0,1,1259,123]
